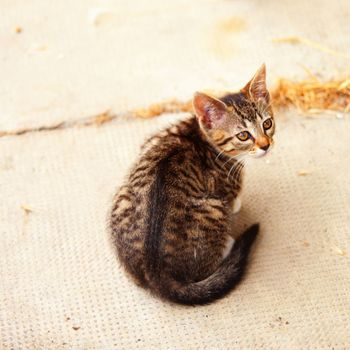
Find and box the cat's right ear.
[193,92,227,129]
[242,64,269,104]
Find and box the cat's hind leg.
[222,235,235,259]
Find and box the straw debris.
[21,204,34,235]
[333,246,347,256]
[1,76,350,139]
[272,36,350,60]
[272,77,350,114]
[297,169,312,176]
[134,99,193,118]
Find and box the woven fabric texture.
[1,112,349,349]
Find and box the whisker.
[227,164,235,180]
[220,153,236,167]
[227,160,243,180]
[222,156,235,167]
[228,160,245,184]
[215,149,226,161]
[222,152,243,167]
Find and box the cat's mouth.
[227,148,269,158]
[249,147,270,158]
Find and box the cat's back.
[109,116,202,284]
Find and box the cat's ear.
[242,64,270,104]
[193,92,228,129]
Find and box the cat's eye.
[236,131,251,141]
[263,118,273,130]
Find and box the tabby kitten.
[110,64,275,305]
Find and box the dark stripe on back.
[145,149,180,276]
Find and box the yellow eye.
[236,131,251,141]
[263,118,273,130]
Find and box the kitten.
[110,64,275,305]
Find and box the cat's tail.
[155,224,259,305]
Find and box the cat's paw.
[232,197,242,214]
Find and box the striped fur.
[110,66,274,305]
[110,117,258,305]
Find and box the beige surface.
[1,112,350,349]
[1,0,350,348]
[1,0,350,130]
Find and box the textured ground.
[1,0,350,349]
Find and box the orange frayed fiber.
[133,99,193,118]
[271,77,350,113]
[133,78,350,117]
[1,77,350,138]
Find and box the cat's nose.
[260,144,270,151]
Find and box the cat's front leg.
[232,196,242,214]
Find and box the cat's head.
[193,64,275,158]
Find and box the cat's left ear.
[242,64,270,104]
[193,92,228,129]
